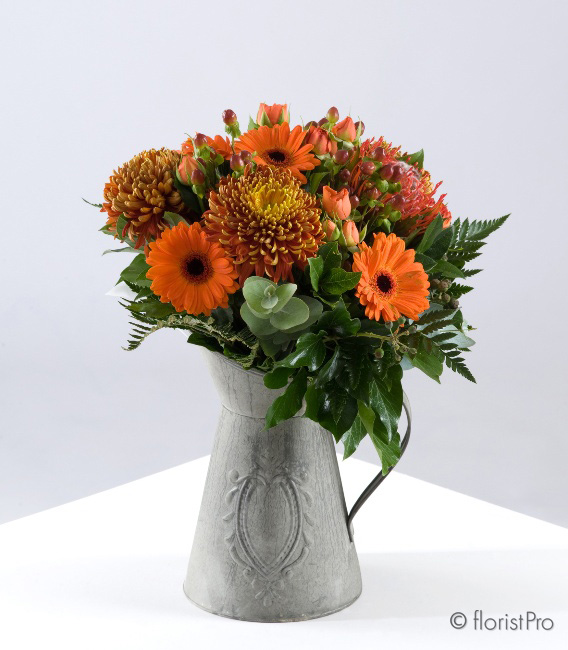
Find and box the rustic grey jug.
[183,351,411,622]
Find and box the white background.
[1,0,567,526]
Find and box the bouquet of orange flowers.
[94,103,506,471]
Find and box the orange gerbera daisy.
[146,222,238,316]
[352,233,430,322]
[235,123,319,183]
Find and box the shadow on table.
[33,548,567,622]
[326,549,568,622]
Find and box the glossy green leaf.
[265,369,308,429]
[317,300,361,336]
[304,382,358,442]
[119,254,151,287]
[279,332,326,371]
[416,215,444,254]
[319,268,361,295]
[308,256,325,292]
[317,242,342,271]
[342,416,367,459]
[263,366,295,389]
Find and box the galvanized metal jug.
[184,351,411,622]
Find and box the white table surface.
[0,455,566,650]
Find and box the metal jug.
[184,351,411,622]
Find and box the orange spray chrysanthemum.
[204,165,323,283]
[146,222,238,316]
[352,233,430,322]
[235,123,319,183]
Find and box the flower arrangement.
[93,103,507,472]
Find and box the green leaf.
[269,297,309,329]
[409,337,443,382]
[342,416,367,459]
[242,277,276,314]
[317,242,342,271]
[416,215,444,254]
[315,346,343,386]
[272,283,297,312]
[459,215,509,242]
[277,296,323,334]
[279,332,326,372]
[338,350,375,402]
[414,252,436,270]
[265,369,308,429]
[248,116,258,130]
[263,366,295,389]
[119,254,151,287]
[444,353,476,383]
[83,198,103,208]
[317,300,361,337]
[424,226,453,261]
[308,256,325,292]
[304,382,358,442]
[187,331,222,353]
[369,371,403,442]
[319,268,362,295]
[308,171,329,195]
[407,148,424,169]
[431,260,466,279]
[103,247,140,256]
[240,303,277,336]
[162,211,188,228]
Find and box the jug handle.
[346,392,412,542]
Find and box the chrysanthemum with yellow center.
[204,165,323,283]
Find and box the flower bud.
[390,164,404,182]
[318,117,328,127]
[304,120,317,130]
[389,194,405,210]
[349,194,360,210]
[257,103,289,127]
[326,106,339,124]
[176,155,199,185]
[450,299,460,309]
[240,150,252,164]
[354,120,365,136]
[323,219,339,241]
[342,220,360,247]
[332,116,357,142]
[303,125,337,156]
[194,133,208,149]
[360,161,376,176]
[191,168,206,185]
[333,149,350,165]
[372,146,386,161]
[230,153,244,171]
[366,187,380,200]
[379,163,394,180]
[322,186,351,220]
[222,109,237,125]
[338,168,351,182]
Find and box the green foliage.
[265,369,308,429]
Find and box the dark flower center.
[266,150,286,163]
[376,273,393,293]
[183,254,211,283]
[372,270,396,297]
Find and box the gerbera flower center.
[183,253,212,284]
[266,149,287,164]
[371,270,397,298]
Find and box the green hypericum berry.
[442,293,451,303]
[450,299,460,309]
[374,348,384,359]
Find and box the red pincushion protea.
[352,138,452,232]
